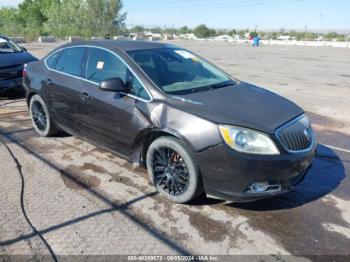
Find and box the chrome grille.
[276,115,313,152]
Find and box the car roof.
[61,40,179,52]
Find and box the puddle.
[80,162,112,174]
[62,153,73,161]
[61,164,101,190]
[73,139,84,146]
[26,139,68,154]
[220,142,350,255]
[77,161,149,191]
[180,207,228,242]
[224,194,350,255]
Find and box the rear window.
[46,51,62,69]
[55,47,86,76]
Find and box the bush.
[249,31,258,38]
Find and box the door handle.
[80,92,92,101]
[46,79,53,85]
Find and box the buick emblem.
[303,128,312,141]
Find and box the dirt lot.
[0,40,349,260]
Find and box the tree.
[17,0,59,38]
[209,28,217,37]
[130,25,145,33]
[228,29,237,36]
[84,0,126,37]
[44,0,90,38]
[0,7,22,36]
[179,26,189,35]
[336,35,346,42]
[267,32,279,40]
[111,0,127,35]
[194,24,212,39]
[325,32,339,41]
[0,0,127,39]
[150,27,162,34]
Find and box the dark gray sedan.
[23,40,316,203]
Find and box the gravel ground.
[0,40,349,260]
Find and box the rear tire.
[146,136,203,204]
[29,94,59,137]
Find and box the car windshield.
[0,37,23,53]
[128,48,235,95]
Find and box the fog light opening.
[246,182,282,194]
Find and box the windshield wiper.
[210,80,235,89]
[190,85,214,94]
[190,80,234,94]
[169,80,235,95]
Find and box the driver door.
[80,47,151,157]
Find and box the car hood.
[167,82,304,134]
[0,51,37,67]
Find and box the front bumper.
[0,77,23,92]
[196,142,316,202]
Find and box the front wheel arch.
[139,129,197,166]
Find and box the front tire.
[29,94,59,137]
[146,137,203,203]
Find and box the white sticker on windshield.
[175,50,196,59]
[97,61,104,70]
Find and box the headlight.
[219,125,280,155]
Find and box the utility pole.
[319,14,323,40]
[304,25,308,44]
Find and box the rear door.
[80,47,152,157]
[44,47,89,135]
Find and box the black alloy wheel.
[146,137,203,203]
[29,94,59,137]
[152,147,190,196]
[31,100,47,132]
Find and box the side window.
[55,47,85,77]
[86,48,127,84]
[46,51,61,69]
[129,74,151,101]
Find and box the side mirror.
[99,77,128,92]
[22,47,27,52]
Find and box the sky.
[1,0,349,30]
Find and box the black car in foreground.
[0,36,37,95]
[23,40,316,203]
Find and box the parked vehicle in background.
[23,40,316,204]
[0,35,37,96]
